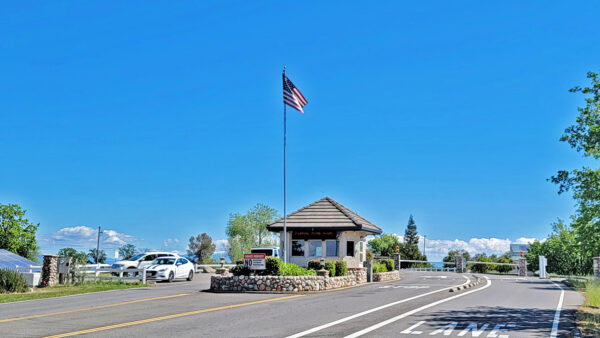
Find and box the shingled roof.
[267,197,382,234]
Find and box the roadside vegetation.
[565,277,600,335]
[0,280,146,304]
[368,215,430,268]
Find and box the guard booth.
[267,196,382,268]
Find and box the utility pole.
[96,226,103,265]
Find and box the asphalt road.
[0,271,584,337]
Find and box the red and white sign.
[244,253,266,270]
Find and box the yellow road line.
[45,294,304,338]
[0,293,189,323]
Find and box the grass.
[566,277,600,336]
[0,280,147,304]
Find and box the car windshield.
[128,254,145,261]
[153,258,176,265]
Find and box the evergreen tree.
[404,215,419,245]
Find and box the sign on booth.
[244,253,266,270]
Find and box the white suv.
[112,251,178,272]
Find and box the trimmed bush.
[334,260,348,276]
[280,263,316,276]
[373,263,388,273]
[261,257,284,276]
[323,260,336,277]
[0,269,28,293]
[307,260,323,271]
[379,259,395,271]
[230,264,251,276]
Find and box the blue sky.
[1,2,599,260]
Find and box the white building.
[267,197,382,268]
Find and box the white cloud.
[40,226,135,252]
[215,239,229,252]
[163,238,180,248]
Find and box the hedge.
[0,269,28,293]
[373,263,388,273]
[231,258,315,276]
[379,259,395,271]
[335,260,348,277]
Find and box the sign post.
[244,253,266,270]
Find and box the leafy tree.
[470,253,494,273]
[118,244,136,260]
[0,203,39,260]
[226,204,279,262]
[551,72,600,274]
[442,250,470,268]
[525,220,586,275]
[187,233,216,263]
[404,215,419,245]
[367,233,402,257]
[87,249,107,264]
[495,256,513,273]
[57,247,87,265]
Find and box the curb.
[449,275,483,292]
[570,328,582,337]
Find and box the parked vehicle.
[250,247,280,257]
[145,257,195,282]
[111,251,178,274]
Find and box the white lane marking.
[430,322,457,335]
[457,322,489,336]
[422,276,448,279]
[344,277,492,338]
[550,281,564,338]
[286,276,471,338]
[400,320,425,334]
[379,285,430,289]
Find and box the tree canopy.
[187,233,216,263]
[547,71,600,274]
[118,244,136,260]
[87,248,107,264]
[226,203,279,262]
[367,233,402,257]
[404,215,419,245]
[58,247,87,265]
[0,203,39,261]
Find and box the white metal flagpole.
[283,66,288,264]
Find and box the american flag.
[283,74,308,113]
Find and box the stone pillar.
[593,257,600,277]
[517,258,528,277]
[393,253,400,271]
[455,255,465,273]
[42,255,58,287]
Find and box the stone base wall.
[373,270,400,282]
[211,268,367,292]
[42,255,58,287]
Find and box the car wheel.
[168,271,174,283]
[127,267,137,277]
[187,270,194,281]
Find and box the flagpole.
[283,66,288,265]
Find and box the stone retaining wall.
[373,270,400,282]
[210,268,367,292]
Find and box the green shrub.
[280,263,316,276]
[366,249,374,262]
[230,264,251,276]
[335,260,348,276]
[373,263,388,273]
[379,259,394,271]
[0,269,28,293]
[262,257,284,276]
[307,260,323,271]
[323,260,336,277]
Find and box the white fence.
[15,264,149,283]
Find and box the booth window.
[326,240,339,257]
[346,241,355,257]
[292,240,305,256]
[309,241,322,257]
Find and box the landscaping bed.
[567,277,600,336]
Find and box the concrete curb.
[449,275,483,292]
